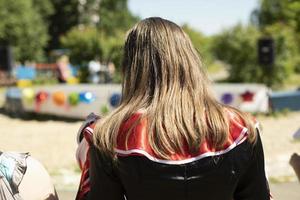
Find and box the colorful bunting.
[22,88,35,104]
[240,91,255,102]
[79,92,96,104]
[68,92,80,106]
[221,93,233,104]
[109,93,121,107]
[35,91,48,112]
[52,91,66,106]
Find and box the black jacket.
[88,133,271,200]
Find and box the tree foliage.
[182,24,212,65]
[99,0,139,36]
[61,0,138,68]
[211,0,300,86]
[60,27,102,65]
[47,0,80,50]
[251,0,300,32]
[78,0,101,25]
[211,23,300,86]
[32,0,54,22]
[211,25,261,83]
[263,23,300,76]
[0,0,49,62]
[96,0,138,66]
[3,0,298,88]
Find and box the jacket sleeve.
[233,132,272,200]
[88,144,125,200]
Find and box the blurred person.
[290,153,300,182]
[76,17,272,200]
[88,59,101,84]
[107,61,116,82]
[0,152,58,200]
[56,55,72,83]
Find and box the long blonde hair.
[94,17,256,159]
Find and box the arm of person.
[233,132,272,200]
[88,144,125,200]
[19,156,58,200]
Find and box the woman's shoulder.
[77,113,100,144]
[78,110,259,165]
[114,109,258,164]
[225,107,259,135]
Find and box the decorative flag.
[35,91,48,112]
[79,92,96,104]
[240,91,255,102]
[109,93,121,108]
[52,91,66,106]
[69,92,80,106]
[221,93,233,104]
[22,88,35,104]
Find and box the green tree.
[182,24,212,65]
[251,0,300,32]
[47,0,80,50]
[32,0,54,22]
[97,0,138,68]
[61,0,138,81]
[99,0,138,36]
[212,25,261,83]
[60,27,102,65]
[251,0,300,75]
[79,0,101,25]
[0,0,49,62]
[212,23,300,86]
[263,23,300,77]
[61,26,125,68]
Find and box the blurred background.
[0,0,300,199]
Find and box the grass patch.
[207,61,227,74]
[49,163,81,177]
[268,109,292,118]
[269,175,297,183]
[272,73,300,91]
[73,164,81,174]
[291,139,300,143]
[255,109,294,119]
[285,73,300,88]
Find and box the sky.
[128,0,259,35]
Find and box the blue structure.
[270,90,300,111]
[109,93,121,108]
[15,66,36,80]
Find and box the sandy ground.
[0,113,82,190]
[0,111,300,199]
[258,112,300,181]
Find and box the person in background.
[107,62,116,82]
[88,59,101,84]
[0,152,58,200]
[290,153,300,182]
[76,17,272,200]
[56,55,72,83]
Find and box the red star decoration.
[240,91,255,102]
